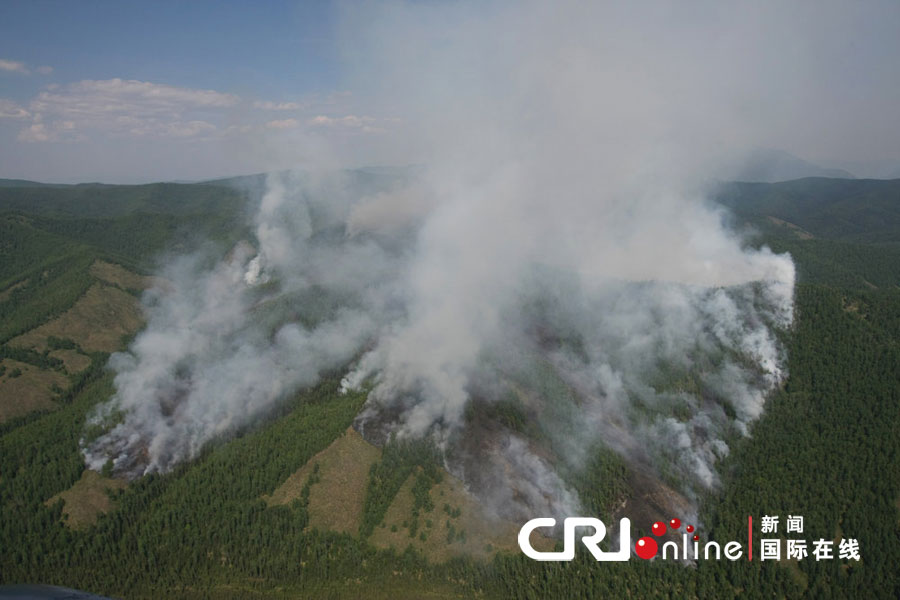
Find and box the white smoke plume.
[84,1,800,518]
[83,170,414,475]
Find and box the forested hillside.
[1,177,898,598]
[716,177,900,288]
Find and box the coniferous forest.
[1,176,899,598]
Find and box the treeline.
[0,247,95,344]
[1,284,898,598]
[0,182,248,220]
[0,344,64,371]
[715,177,900,244]
[2,176,899,597]
[765,236,900,290]
[359,436,444,538]
[697,284,900,598]
[0,379,381,596]
[438,284,900,598]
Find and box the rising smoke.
[84,1,797,519]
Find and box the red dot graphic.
[669,518,681,529]
[635,536,658,560]
[693,534,699,542]
[686,525,695,533]
[651,521,667,536]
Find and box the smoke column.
[85,1,797,518]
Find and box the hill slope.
[0,176,898,598]
[715,177,900,289]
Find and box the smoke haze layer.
[84,1,795,517]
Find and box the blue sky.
[1,1,339,102]
[0,1,382,182]
[2,1,900,183]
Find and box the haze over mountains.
[726,148,857,182]
[1,146,880,190]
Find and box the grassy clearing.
[268,425,550,562]
[49,348,93,374]
[44,469,128,529]
[0,251,96,344]
[89,259,157,291]
[267,427,381,534]
[0,359,66,422]
[10,283,143,353]
[369,468,549,563]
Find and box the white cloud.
[30,79,238,116]
[0,99,30,119]
[224,124,252,135]
[0,59,29,74]
[265,118,300,129]
[0,59,54,75]
[254,100,303,110]
[17,122,49,142]
[306,114,388,134]
[18,78,238,142]
[16,114,80,143]
[128,119,217,138]
[9,75,387,150]
[308,114,375,128]
[164,120,216,137]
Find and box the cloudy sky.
[1,0,899,183]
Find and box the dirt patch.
[49,349,92,374]
[45,469,128,529]
[267,427,381,534]
[0,359,66,422]
[10,283,143,353]
[89,260,159,291]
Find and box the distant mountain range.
[0,157,880,190]
[726,148,857,183]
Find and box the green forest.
[0,177,898,598]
